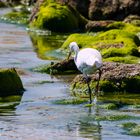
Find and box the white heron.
[68,42,103,104]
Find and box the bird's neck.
[74,50,79,62]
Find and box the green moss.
[108,22,140,33]
[33,80,54,85]
[0,68,24,96]
[0,11,29,25]
[30,3,80,32]
[104,56,140,63]
[2,95,22,102]
[54,98,88,105]
[84,104,93,107]
[120,122,140,136]
[61,29,140,62]
[121,122,137,130]
[70,84,140,105]
[99,103,118,110]
[95,114,137,121]
[32,64,52,73]
[129,125,140,136]
[130,105,140,108]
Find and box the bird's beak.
[67,51,71,60]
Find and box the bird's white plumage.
[69,42,102,75]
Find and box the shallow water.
[0,9,140,140]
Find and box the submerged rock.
[71,62,140,93]
[0,68,24,96]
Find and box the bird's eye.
[78,45,82,49]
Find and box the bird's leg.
[87,81,92,104]
[95,69,102,95]
[84,75,92,104]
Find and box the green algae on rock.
[99,103,118,110]
[60,29,140,63]
[33,58,79,75]
[0,10,30,25]
[54,98,88,105]
[0,68,24,96]
[71,62,140,93]
[30,2,87,32]
[120,122,140,136]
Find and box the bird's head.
[67,42,79,60]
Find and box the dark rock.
[85,20,114,32]
[0,68,24,96]
[65,0,140,21]
[89,0,140,20]
[34,58,80,74]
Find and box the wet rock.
[0,68,24,96]
[71,62,140,93]
[34,58,79,74]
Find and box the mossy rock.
[108,21,140,33]
[0,10,29,25]
[120,122,140,136]
[0,1,6,7]
[33,58,79,74]
[60,29,140,63]
[54,97,88,105]
[30,2,87,32]
[71,62,140,93]
[0,68,24,96]
[123,15,140,26]
[99,103,118,110]
[95,114,136,121]
[129,125,140,136]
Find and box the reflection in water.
[29,32,67,60]
[0,95,23,116]
[77,106,102,140]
